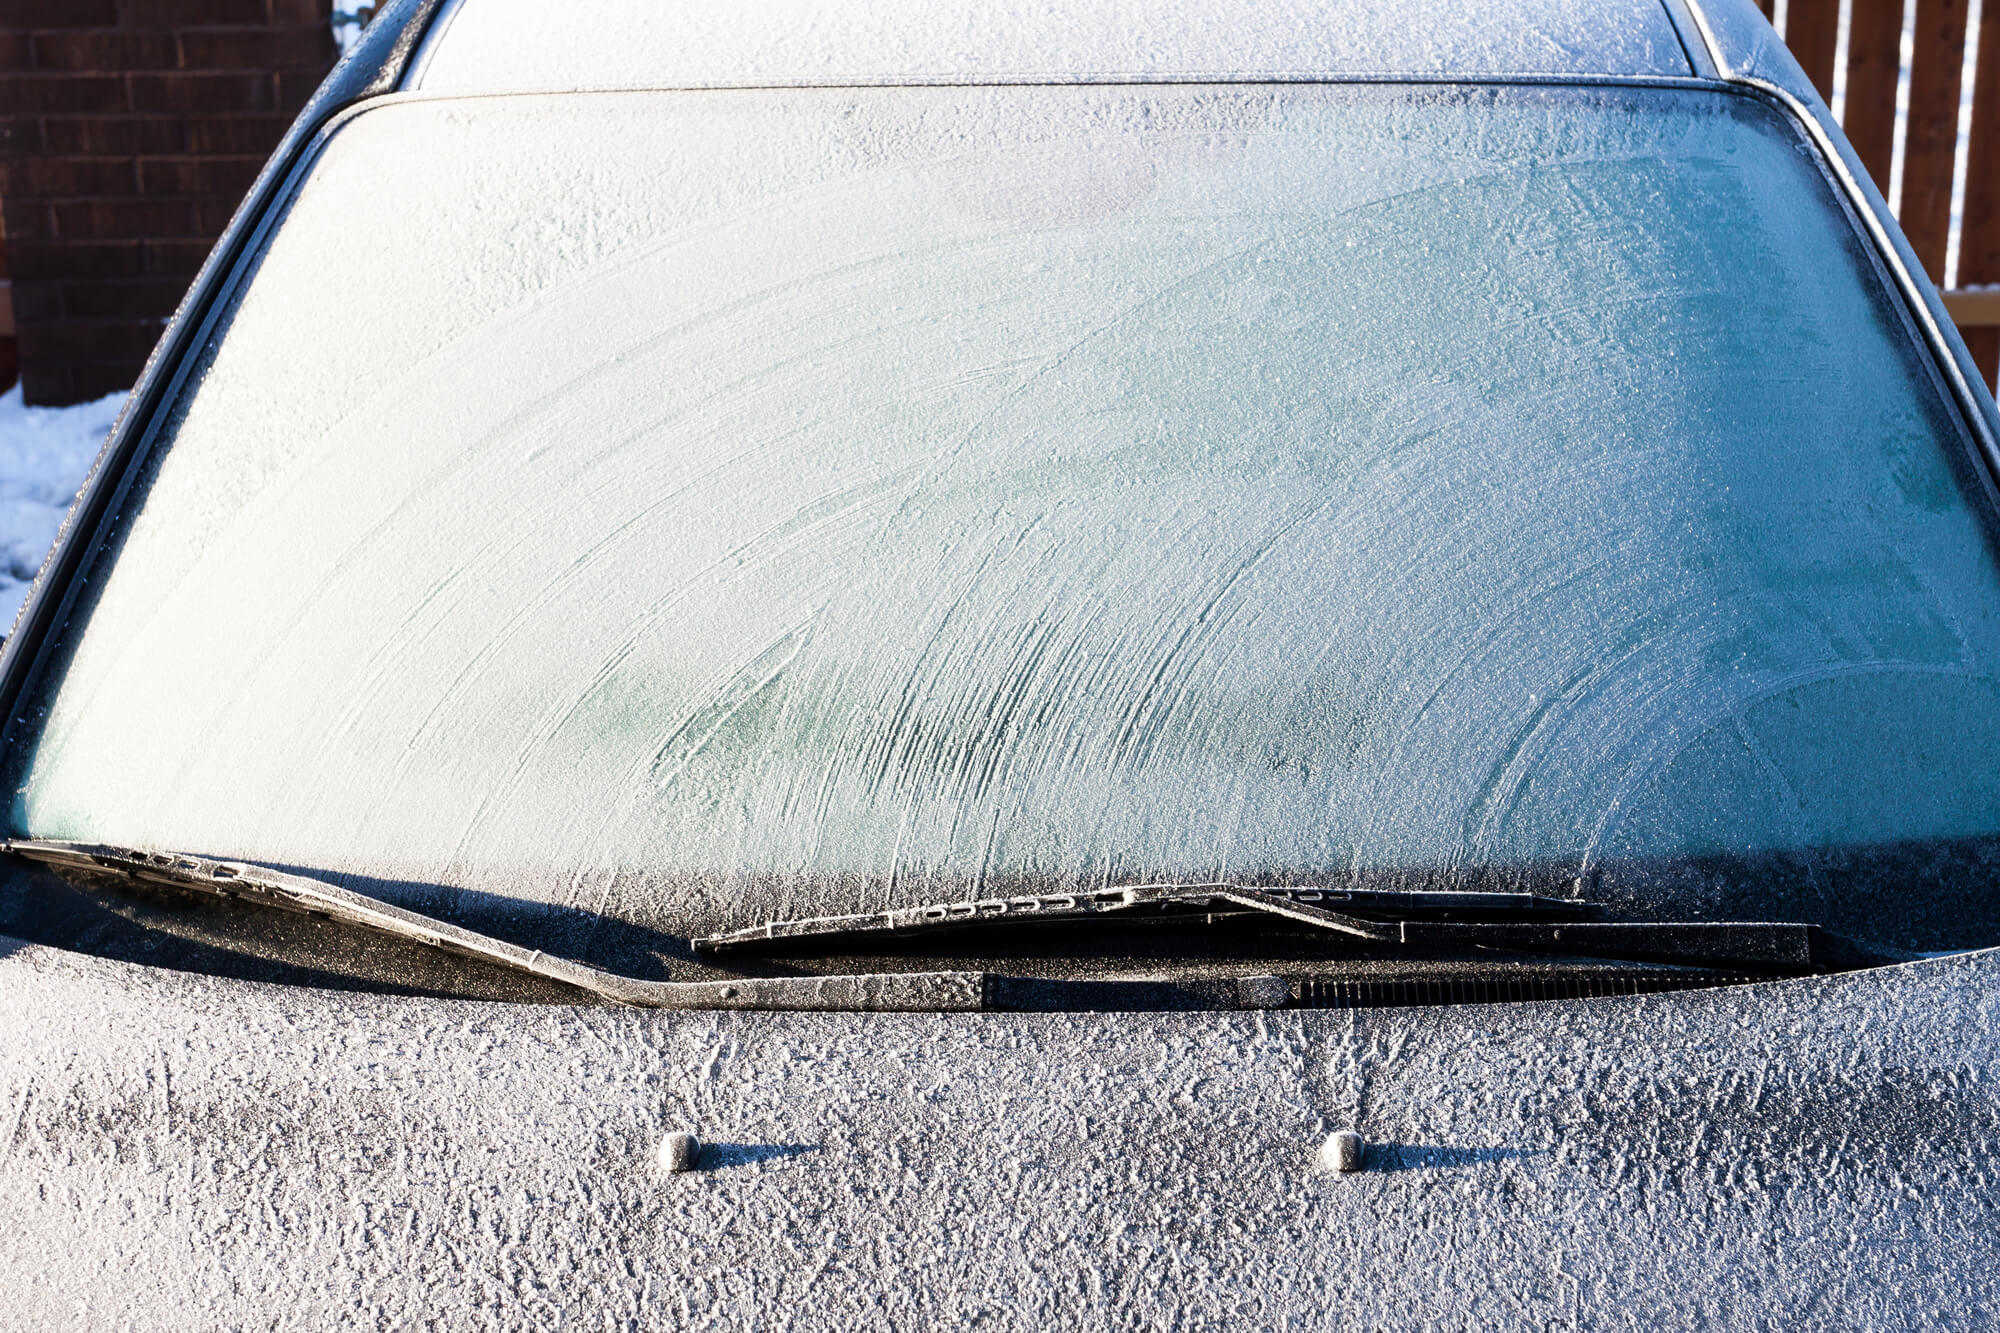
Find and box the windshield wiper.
[7,842,1912,1011]
[2,840,982,1012]
[696,881,1890,971]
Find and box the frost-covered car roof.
[405,0,1698,91]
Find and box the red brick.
[0,0,119,27]
[127,71,275,114]
[136,155,262,197]
[268,0,336,25]
[23,317,165,363]
[29,30,178,72]
[0,199,29,244]
[59,277,186,320]
[141,238,213,276]
[115,0,267,25]
[52,197,200,241]
[0,156,139,198]
[275,68,327,111]
[179,27,331,71]
[0,202,56,242]
[194,197,244,234]
[182,114,291,155]
[18,364,77,406]
[0,117,41,156]
[12,1,340,405]
[39,114,184,155]
[22,355,135,405]
[7,280,64,324]
[9,239,145,280]
[65,360,139,402]
[0,74,129,115]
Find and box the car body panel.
[406,0,1696,91]
[1689,0,1819,96]
[1,936,1996,1326]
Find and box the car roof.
[403,0,1699,94]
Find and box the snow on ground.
[0,385,125,630]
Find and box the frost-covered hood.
[2,940,1994,1326]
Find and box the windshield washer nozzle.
[1322,1130,1365,1173]
[658,1131,701,1173]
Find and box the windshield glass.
[9,84,2000,960]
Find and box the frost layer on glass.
[411,0,1692,91]
[13,86,2000,953]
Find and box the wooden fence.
[1754,0,1998,391]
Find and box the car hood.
[1,940,1994,1326]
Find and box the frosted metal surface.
[409,0,1693,90]
[12,86,2000,952]
[4,939,1999,1325]
[1685,0,1821,102]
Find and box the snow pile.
[0,385,125,629]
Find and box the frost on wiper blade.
[696,882,1893,972]
[2,840,982,1012]
[696,881,1592,953]
[5,844,1919,1011]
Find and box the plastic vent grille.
[1296,971,1762,1008]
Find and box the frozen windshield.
[9,84,2000,958]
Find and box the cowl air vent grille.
[1296,971,1764,1009]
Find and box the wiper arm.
[11,844,1911,1010]
[3,839,981,1012]
[696,881,1884,971]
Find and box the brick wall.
[0,1,336,405]
[0,208,16,391]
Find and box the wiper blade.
[698,881,1590,953]
[696,881,1868,971]
[12,844,1910,1009]
[3,840,981,1012]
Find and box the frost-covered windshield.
[10,84,2000,959]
